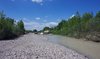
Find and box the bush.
[0,11,25,40]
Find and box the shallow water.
[46,34,100,59]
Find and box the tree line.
[51,11,100,42]
[0,11,25,40]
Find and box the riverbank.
[0,33,87,59]
[47,34,100,59]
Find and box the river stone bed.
[0,33,88,59]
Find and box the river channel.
[46,34,100,59]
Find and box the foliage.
[51,11,100,39]
[0,11,25,40]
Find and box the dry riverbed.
[0,33,88,59]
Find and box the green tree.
[17,20,25,35]
[81,12,93,32]
[90,11,100,32]
[0,11,16,39]
[95,11,100,19]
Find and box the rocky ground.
[0,33,88,59]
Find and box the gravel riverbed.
[0,33,88,59]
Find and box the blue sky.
[0,0,100,30]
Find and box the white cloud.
[31,0,53,5]
[31,0,44,5]
[23,20,58,30]
[70,14,75,18]
[45,22,58,28]
[17,17,58,30]
[10,0,52,5]
[35,17,41,20]
[24,21,41,30]
[32,0,43,3]
[24,20,41,30]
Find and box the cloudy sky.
[0,0,100,30]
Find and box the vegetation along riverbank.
[51,11,100,42]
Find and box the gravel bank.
[0,33,88,59]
